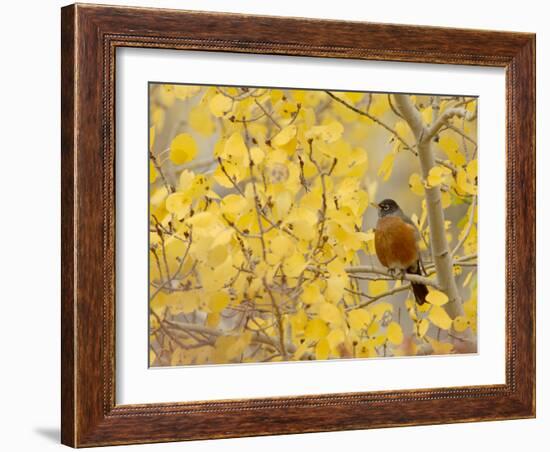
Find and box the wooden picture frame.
[61,3,535,447]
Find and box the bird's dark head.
[376,199,401,218]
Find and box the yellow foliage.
[170,133,197,165]
[378,151,396,181]
[387,322,404,345]
[425,289,449,306]
[428,305,453,330]
[305,318,329,341]
[149,86,477,366]
[209,93,233,117]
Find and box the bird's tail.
[409,261,428,305]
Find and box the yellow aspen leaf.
[211,228,234,249]
[200,255,236,292]
[273,190,292,220]
[323,121,344,142]
[282,252,307,278]
[291,221,316,242]
[462,271,474,288]
[363,229,376,255]
[302,283,323,305]
[159,85,175,107]
[441,190,451,208]
[326,328,345,351]
[290,309,308,333]
[421,106,433,124]
[315,338,330,360]
[464,296,477,319]
[222,132,248,163]
[209,292,230,313]
[368,301,393,318]
[189,104,215,136]
[221,193,249,216]
[343,91,364,103]
[428,305,453,330]
[427,165,451,187]
[348,309,372,331]
[319,303,342,326]
[270,89,284,104]
[467,159,478,179]
[272,124,297,147]
[394,121,411,139]
[206,312,221,327]
[405,298,416,313]
[438,135,458,154]
[387,322,404,345]
[372,334,386,347]
[377,152,395,181]
[426,336,454,354]
[367,320,379,337]
[174,85,200,100]
[149,161,158,184]
[438,135,466,166]
[186,211,217,228]
[342,146,369,177]
[165,192,191,218]
[170,133,198,165]
[150,292,178,315]
[209,93,232,117]
[456,168,477,195]
[305,121,344,143]
[327,258,346,277]
[369,94,390,116]
[151,107,165,132]
[270,235,295,259]
[326,275,347,303]
[425,289,449,306]
[304,318,329,341]
[356,339,376,358]
[178,169,195,191]
[409,173,425,196]
[453,316,470,332]
[368,280,389,297]
[250,146,265,165]
[416,318,429,338]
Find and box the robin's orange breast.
[374,216,419,270]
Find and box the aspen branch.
[344,265,442,289]
[393,95,465,320]
[424,107,471,142]
[344,283,411,310]
[325,91,457,174]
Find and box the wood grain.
[61,3,536,447]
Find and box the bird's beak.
[370,202,380,210]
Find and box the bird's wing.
[400,213,428,275]
[400,213,422,242]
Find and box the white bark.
[393,95,465,319]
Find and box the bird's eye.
[382,204,388,210]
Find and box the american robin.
[373,199,428,305]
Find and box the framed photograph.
[61,3,535,447]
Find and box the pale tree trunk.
[393,95,468,319]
